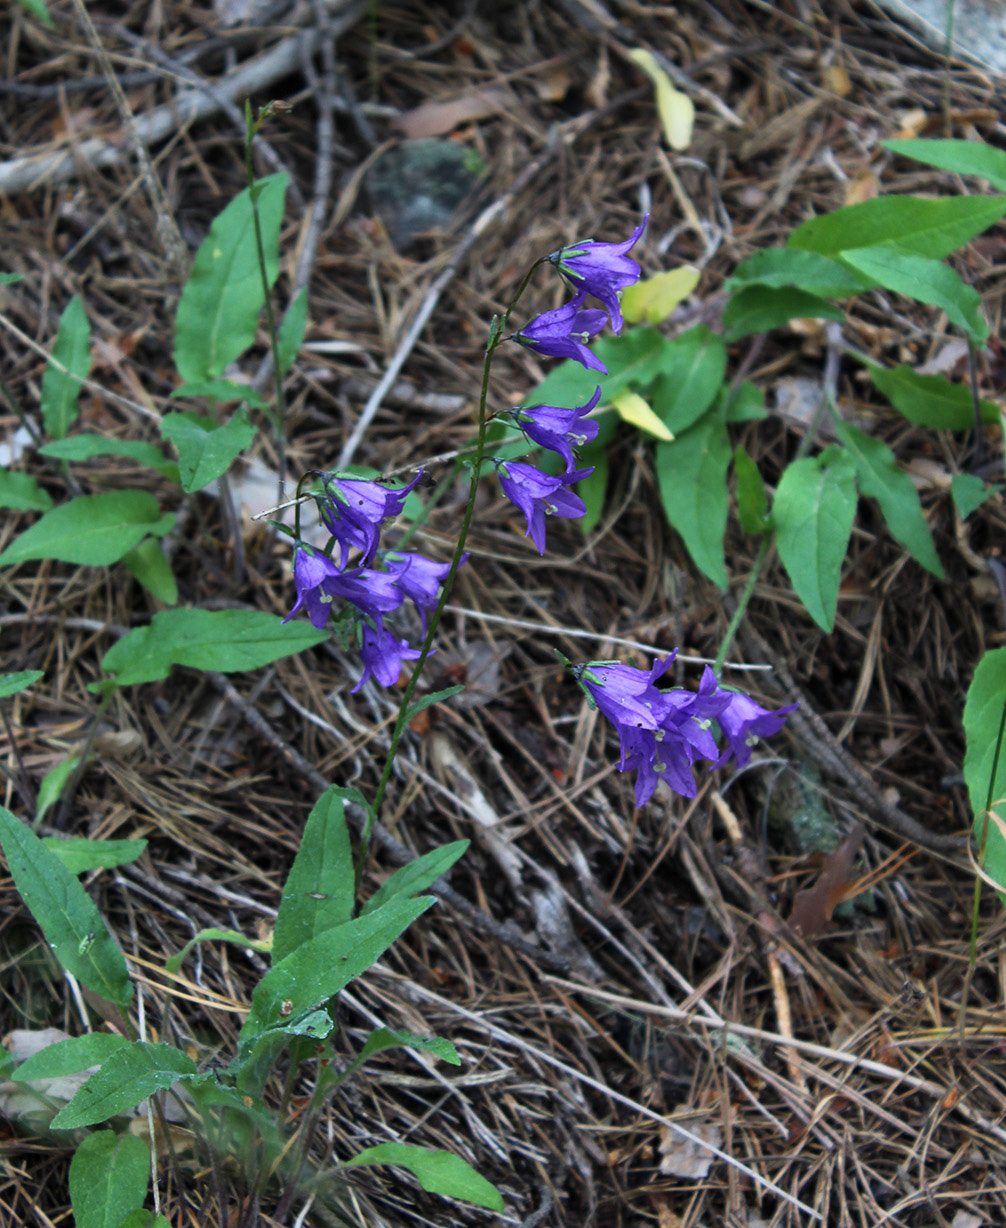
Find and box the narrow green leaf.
[171,380,268,410]
[722,380,767,423]
[160,409,256,492]
[840,247,987,343]
[575,444,609,534]
[344,1143,504,1212]
[118,1214,171,1228]
[726,247,873,298]
[773,449,858,632]
[41,296,90,441]
[830,416,943,577]
[241,895,435,1043]
[69,1131,149,1228]
[404,686,465,724]
[272,786,357,962]
[0,806,132,1008]
[0,491,168,567]
[52,1042,196,1129]
[99,608,327,687]
[277,288,309,377]
[867,363,1000,430]
[174,174,288,383]
[649,326,726,433]
[121,537,178,605]
[883,138,1006,191]
[14,0,54,25]
[42,837,147,876]
[13,1034,130,1081]
[36,756,80,824]
[952,473,1004,520]
[0,670,44,698]
[361,840,469,917]
[0,470,53,512]
[789,195,1006,259]
[963,647,1006,905]
[654,409,731,588]
[356,1027,459,1066]
[164,927,270,975]
[722,285,844,342]
[39,435,177,479]
[734,446,769,535]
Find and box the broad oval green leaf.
[727,247,873,298]
[13,1033,131,1081]
[963,647,1006,905]
[0,806,132,1008]
[883,138,1006,191]
[722,286,844,342]
[52,1042,196,1129]
[773,449,858,632]
[344,1142,504,1212]
[160,409,256,492]
[173,173,288,383]
[122,536,179,605]
[42,296,91,441]
[0,491,168,567]
[69,1130,149,1228]
[649,325,726,433]
[867,363,1000,430]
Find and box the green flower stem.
[714,532,772,679]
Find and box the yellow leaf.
[612,392,674,440]
[628,48,694,151]
[621,266,700,325]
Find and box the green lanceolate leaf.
[0,670,44,698]
[0,491,172,567]
[573,444,609,534]
[649,325,726,433]
[171,379,268,410]
[39,435,177,479]
[404,686,466,724]
[0,806,132,1008]
[41,296,91,441]
[165,927,270,975]
[69,1131,150,1228]
[867,363,1000,430]
[42,837,147,876]
[272,786,359,962]
[830,416,943,577]
[13,1033,131,1081]
[883,137,1006,190]
[174,174,288,383]
[654,407,731,589]
[952,473,1004,520]
[773,448,858,632]
[0,470,53,512]
[277,287,309,378]
[726,247,873,298]
[160,408,256,492]
[840,247,987,344]
[722,286,844,342]
[963,647,1006,906]
[789,194,1006,259]
[734,445,770,535]
[35,756,80,824]
[355,1027,459,1066]
[52,1042,197,1129]
[344,1143,504,1212]
[361,840,469,917]
[122,537,179,605]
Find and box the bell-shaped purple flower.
[495,461,592,555]
[283,548,344,630]
[620,724,702,806]
[513,386,602,472]
[321,566,405,630]
[383,551,464,631]
[547,216,648,336]
[712,689,798,769]
[321,470,423,566]
[576,655,675,736]
[352,625,422,693]
[513,292,608,373]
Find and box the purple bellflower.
[513,292,608,373]
[511,386,602,473]
[576,655,675,737]
[547,215,648,336]
[321,470,423,566]
[352,624,422,693]
[713,689,799,770]
[382,551,463,631]
[283,548,404,632]
[495,461,592,555]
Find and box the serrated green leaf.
[0,806,132,1008]
[41,296,90,441]
[404,686,465,724]
[173,174,288,383]
[99,608,328,687]
[963,647,1006,905]
[39,434,177,479]
[0,670,44,698]
[160,409,256,492]
[773,450,858,631]
[0,470,53,512]
[952,473,1004,520]
[52,1042,196,1129]
[726,247,873,298]
[272,787,358,964]
[883,138,1006,191]
[361,840,469,917]
[789,195,1006,259]
[344,1143,504,1212]
[867,363,1000,430]
[171,379,268,410]
[121,537,178,605]
[69,1130,149,1228]
[277,288,309,378]
[840,247,987,343]
[164,927,270,975]
[734,445,769,535]
[830,416,943,577]
[0,491,169,567]
[722,285,844,342]
[42,837,147,876]
[13,1034,130,1081]
[649,325,726,432]
[654,409,731,588]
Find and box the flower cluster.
[573,655,797,806]
[283,472,459,691]
[498,217,648,553]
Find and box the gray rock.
[874,0,1006,77]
